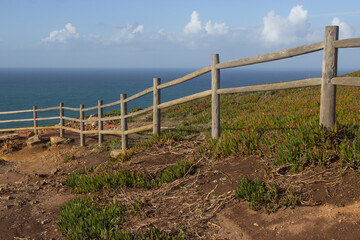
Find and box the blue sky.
[0,0,359,69]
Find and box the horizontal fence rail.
[217,78,322,95]
[157,66,212,90]
[36,107,60,112]
[333,38,360,48]
[0,109,34,115]
[158,90,212,109]
[216,42,324,69]
[62,106,80,111]
[1,25,360,149]
[331,77,360,86]
[125,106,153,119]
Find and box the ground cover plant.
[65,160,195,193]
[58,197,185,240]
[235,177,301,213]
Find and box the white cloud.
[331,17,353,39]
[132,25,144,34]
[184,11,229,36]
[108,24,144,44]
[261,5,311,45]
[42,23,80,43]
[184,11,203,34]
[205,21,229,35]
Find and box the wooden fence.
[1,26,360,149]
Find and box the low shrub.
[58,197,185,239]
[235,177,300,213]
[65,160,194,193]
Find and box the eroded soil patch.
[1,133,360,239]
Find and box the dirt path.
[1,133,360,239]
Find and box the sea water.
[0,68,354,128]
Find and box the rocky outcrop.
[1,139,25,154]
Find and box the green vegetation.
[163,82,360,172]
[104,109,121,117]
[103,107,143,118]
[65,160,194,193]
[63,155,75,163]
[105,130,186,162]
[58,197,185,240]
[204,124,360,172]
[156,71,360,212]
[235,177,300,213]
[58,70,360,238]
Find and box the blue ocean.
[0,68,354,128]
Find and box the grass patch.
[104,109,121,117]
[203,123,360,172]
[65,160,194,193]
[63,155,75,163]
[156,160,195,186]
[235,177,300,213]
[58,197,185,239]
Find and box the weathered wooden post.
[80,104,85,146]
[211,54,220,139]
[153,78,161,135]
[59,102,64,137]
[33,106,38,135]
[320,26,339,129]
[120,94,128,150]
[98,100,103,146]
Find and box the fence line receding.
[1,26,360,149]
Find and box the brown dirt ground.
[1,131,360,240]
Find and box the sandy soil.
[1,131,360,239]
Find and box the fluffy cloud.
[332,17,353,39]
[184,11,229,35]
[42,23,80,43]
[205,21,229,35]
[108,24,144,44]
[261,5,311,45]
[184,11,202,34]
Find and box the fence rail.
[1,26,360,149]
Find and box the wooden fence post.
[33,106,38,135]
[59,102,64,137]
[98,100,103,146]
[153,78,161,135]
[320,26,339,129]
[120,94,128,150]
[211,54,220,139]
[80,104,85,146]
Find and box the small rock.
[26,135,42,146]
[6,196,15,200]
[50,136,67,145]
[110,149,123,159]
[30,200,39,205]
[41,219,50,224]
[51,168,59,175]
[253,223,259,227]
